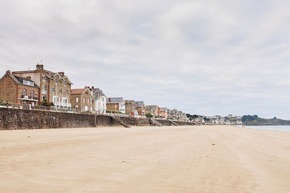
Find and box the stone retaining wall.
[0,108,192,130]
[0,108,96,130]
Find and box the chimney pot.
[58,72,64,76]
[6,70,11,75]
[36,64,44,70]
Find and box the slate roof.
[107,97,123,103]
[1,73,39,88]
[136,101,145,107]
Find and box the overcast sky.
[1,0,290,119]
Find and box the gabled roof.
[136,101,145,107]
[51,73,73,85]
[92,87,106,97]
[71,88,85,95]
[71,87,93,96]
[0,72,39,88]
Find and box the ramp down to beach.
[1,125,290,193]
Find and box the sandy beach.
[1,125,290,193]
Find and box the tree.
[186,114,199,121]
[40,99,54,107]
[145,113,153,118]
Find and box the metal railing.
[20,95,38,100]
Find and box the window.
[76,97,79,103]
[59,88,62,94]
[23,80,34,86]
[22,89,27,96]
[83,97,86,103]
[62,98,68,106]
[87,98,89,104]
[41,75,47,83]
[30,91,34,98]
[52,87,55,94]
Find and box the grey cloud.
[1,0,290,119]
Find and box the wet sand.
[1,125,290,193]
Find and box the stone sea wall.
[120,117,151,126]
[0,108,96,130]
[0,108,192,130]
[96,115,121,127]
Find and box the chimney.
[36,64,44,70]
[26,76,31,80]
[92,86,94,89]
[58,72,64,77]
[6,70,11,75]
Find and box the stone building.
[167,108,188,121]
[71,87,94,113]
[136,101,146,117]
[12,64,72,109]
[125,100,138,117]
[106,97,125,114]
[0,70,39,109]
[145,105,160,118]
[159,107,168,119]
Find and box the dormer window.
[23,80,34,86]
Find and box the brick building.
[71,87,94,113]
[12,64,72,109]
[0,70,39,109]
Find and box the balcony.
[20,95,38,101]
[54,101,71,108]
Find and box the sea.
[242,125,290,132]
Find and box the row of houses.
[206,115,243,125]
[0,64,188,121]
